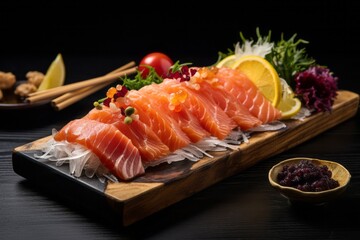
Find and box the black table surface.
[1,52,360,240]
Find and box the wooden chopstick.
[26,66,137,103]
[52,83,109,111]
[108,61,136,74]
[51,61,136,111]
[27,61,136,98]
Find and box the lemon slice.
[277,78,302,119]
[277,96,302,119]
[231,55,281,107]
[37,53,65,91]
[216,55,237,68]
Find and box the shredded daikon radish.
[249,121,287,132]
[34,123,287,182]
[35,130,114,180]
[291,107,312,121]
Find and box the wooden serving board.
[12,90,359,226]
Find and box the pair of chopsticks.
[26,61,137,111]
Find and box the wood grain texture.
[12,90,359,226]
[102,90,359,225]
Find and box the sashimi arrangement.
[35,29,339,182]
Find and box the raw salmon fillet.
[52,65,283,181]
[119,90,191,151]
[54,118,145,180]
[83,107,170,164]
[213,67,282,123]
[189,74,263,130]
[139,83,211,143]
[159,79,237,140]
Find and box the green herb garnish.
[266,33,316,87]
[216,27,316,87]
[121,66,163,90]
[93,101,102,110]
[168,61,193,73]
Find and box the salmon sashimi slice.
[83,106,170,164]
[54,119,144,180]
[213,67,282,123]
[118,90,191,151]
[159,79,237,140]
[189,76,263,130]
[139,83,211,143]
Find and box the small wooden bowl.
[268,157,351,205]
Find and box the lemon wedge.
[37,53,65,91]
[216,55,237,68]
[277,78,302,119]
[277,96,302,119]
[231,55,281,107]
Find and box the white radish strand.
[34,124,285,182]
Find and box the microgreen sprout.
[125,106,135,116]
[124,116,133,124]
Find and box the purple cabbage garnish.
[294,66,338,113]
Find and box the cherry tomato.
[138,52,174,78]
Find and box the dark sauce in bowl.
[277,159,340,192]
[268,157,351,205]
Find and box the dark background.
[1,0,359,93]
[1,1,360,239]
